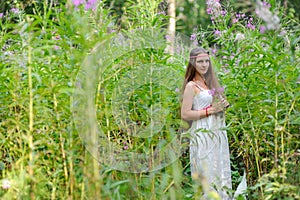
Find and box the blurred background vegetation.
[1,0,300,35]
[0,0,299,199]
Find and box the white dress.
[189,83,232,199]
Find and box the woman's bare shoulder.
[185,81,197,94]
[186,81,195,87]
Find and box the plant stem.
[27,38,35,200]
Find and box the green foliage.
[0,0,299,199]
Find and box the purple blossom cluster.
[206,0,226,21]
[232,13,256,30]
[11,8,19,13]
[189,33,198,46]
[123,141,129,150]
[255,0,280,33]
[72,0,98,10]
[0,7,20,18]
[190,33,196,41]
[246,17,255,31]
[208,87,224,96]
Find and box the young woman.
[181,47,232,199]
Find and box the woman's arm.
[181,82,223,121]
[181,82,207,121]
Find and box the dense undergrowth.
[0,0,299,199]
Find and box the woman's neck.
[193,73,205,82]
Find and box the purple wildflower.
[175,88,180,93]
[279,30,287,36]
[207,8,213,15]
[157,11,166,15]
[232,18,238,23]
[85,3,92,10]
[165,34,171,42]
[123,146,129,150]
[190,33,197,41]
[247,22,255,30]
[208,88,216,96]
[211,48,217,55]
[0,13,3,18]
[221,10,226,16]
[86,0,98,10]
[259,25,266,33]
[223,68,230,74]
[214,30,221,35]
[72,0,85,7]
[53,45,60,50]
[206,0,222,19]
[217,87,224,93]
[11,8,19,13]
[262,1,271,8]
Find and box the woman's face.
[195,54,210,75]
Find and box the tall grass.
[0,0,299,199]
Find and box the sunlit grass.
[0,0,299,199]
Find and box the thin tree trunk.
[166,0,176,55]
[283,0,288,9]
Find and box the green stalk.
[246,104,263,196]
[51,79,69,195]
[274,74,278,169]
[27,38,35,200]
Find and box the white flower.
[2,179,11,189]
[235,33,245,41]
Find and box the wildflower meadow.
[0,0,299,199]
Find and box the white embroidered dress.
[189,83,232,199]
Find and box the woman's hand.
[221,98,230,109]
[208,102,224,115]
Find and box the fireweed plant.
[0,0,299,199]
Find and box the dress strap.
[191,81,206,91]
